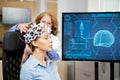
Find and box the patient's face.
[34,32,52,52]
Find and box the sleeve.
[47,34,62,61]
[47,49,60,60]
[8,24,19,32]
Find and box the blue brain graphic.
[94,30,115,47]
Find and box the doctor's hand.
[17,22,32,33]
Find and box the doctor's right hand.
[17,22,32,33]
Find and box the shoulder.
[21,55,35,70]
[21,59,34,72]
[20,57,36,79]
[20,61,34,79]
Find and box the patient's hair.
[21,44,32,65]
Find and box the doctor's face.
[40,15,52,28]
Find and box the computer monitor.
[2,7,31,25]
[62,12,120,62]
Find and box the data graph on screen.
[62,12,120,62]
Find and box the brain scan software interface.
[62,12,120,61]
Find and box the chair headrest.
[3,32,25,51]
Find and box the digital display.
[62,12,120,62]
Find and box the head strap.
[23,22,51,43]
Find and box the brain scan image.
[94,30,115,48]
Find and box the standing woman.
[20,22,60,80]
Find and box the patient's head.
[23,22,52,52]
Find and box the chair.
[2,32,25,80]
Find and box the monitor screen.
[62,12,120,62]
[2,7,31,25]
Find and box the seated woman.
[9,11,61,63]
[20,22,60,80]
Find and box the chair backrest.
[2,32,25,80]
